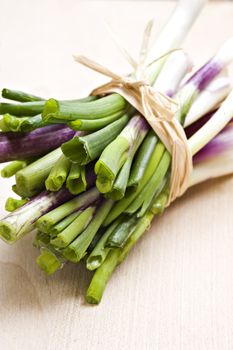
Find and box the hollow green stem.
[0,96,98,117]
[86,218,121,271]
[11,184,23,197]
[5,197,28,212]
[87,228,105,254]
[63,199,113,262]
[106,215,138,248]
[118,211,154,263]
[16,148,63,197]
[36,247,64,276]
[45,155,71,192]
[0,118,10,131]
[126,152,170,216]
[85,248,120,304]
[66,164,86,195]
[86,211,154,304]
[150,185,169,215]
[68,110,125,131]
[2,114,49,132]
[104,142,165,225]
[95,136,128,193]
[50,211,81,237]
[62,114,129,164]
[51,206,95,248]
[107,125,149,200]
[42,94,128,122]
[0,101,46,116]
[137,175,168,217]
[127,130,158,192]
[95,115,149,193]
[174,84,198,124]
[2,88,44,102]
[1,160,28,178]
[36,187,100,234]
[2,114,29,132]
[106,157,132,200]
[33,231,51,248]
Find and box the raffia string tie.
[74,21,193,206]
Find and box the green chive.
[36,247,63,276]
[85,248,120,304]
[150,185,169,215]
[33,231,51,248]
[95,116,149,194]
[50,211,81,237]
[5,197,28,212]
[68,110,125,131]
[86,211,154,304]
[104,142,165,225]
[42,94,128,122]
[86,218,121,271]
[66,163,87,195]
[63,199,113,263]
[61,114,129,164]
[105,215,138,248]
[51,206,95,248]
[125,152,171,216]
[36,187,100,234]
[2,88,44,102]
[1,160,28,178]
[127,130,158,192]
[45,155,71,192]
[16,148,63,197]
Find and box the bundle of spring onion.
[0,0,233,304]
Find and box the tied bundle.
[74,25,192,205]
[0,0,233,304]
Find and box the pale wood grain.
[0,1,233,350]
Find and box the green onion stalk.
[36,187,100,234]
[51,206,96,248]
[0,93,97,118]
[49,211,81,237]
[104,38,233,225]
[61,114,130,163]
[45,154,71,192]
[2,114,48,133]
[66,163,95,195]
[1,160,29,178]
[0,188,74,243]
[36,246,65,276]
[16,148,63,197]
[95,115,150,195]
[85,89,233,304]
[0,0,217,303]
[62,198,113,262]
[5,197,28,212]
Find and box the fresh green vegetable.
[45,155,71,192]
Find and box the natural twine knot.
[74,21,193,206]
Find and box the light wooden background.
[0,1,233,349]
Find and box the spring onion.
[1,0,233,306]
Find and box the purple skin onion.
[185,58,222,91]
[193,122,233,163]
[0,187,74,244]
[0,125,75,162]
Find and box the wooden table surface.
[0,1,233,349]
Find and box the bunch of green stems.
[0,48,231,304]
[1,0,233,303]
